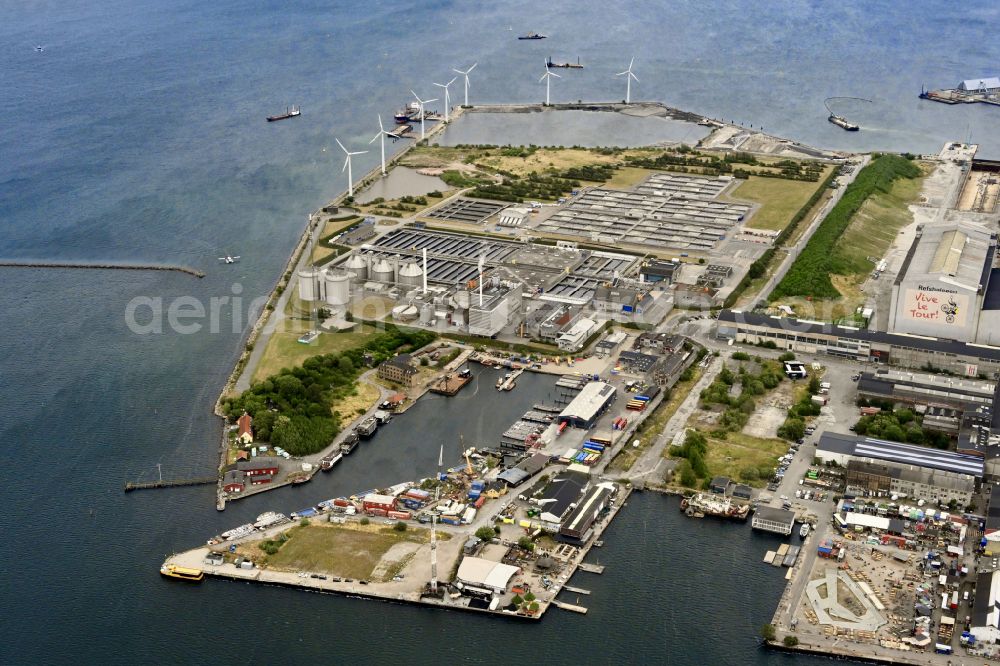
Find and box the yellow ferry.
[160,564,204,582]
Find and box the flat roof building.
[559,483,615,542]
[455,557,521,595]
[468,285,523,338]
[752,506,795,535]
[817,432,981,505]
[557,317,598,352]
[558,382,616,429]
[971,570,1000,644]
[536,471,590,525]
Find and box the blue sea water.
[1,1,998,663]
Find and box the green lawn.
[704,432,786,488]
[252,323,377,383]
[731,170,832,231]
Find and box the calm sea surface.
[2,1,998,663]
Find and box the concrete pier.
[0,261,205,278]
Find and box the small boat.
[35,45,44,52]
[320,452,342,471]
[518,32,547,40]
[355,416,378,440]
[828,114,859,131]
[266,105,301,122]
[292,475,310,485]
[340,431,360,454]
[800,523,811,538]
[160,564,204,582]
[394,101,420,124]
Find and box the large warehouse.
[816,432,982,505]
[558,382,617,429]
[888,223,998,342]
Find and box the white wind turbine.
[410,90,439,140]
[368,115,393,176]
[616,57,639,104]
[336,138,367,197]
[452,62,477,107]
[539,61,561,106]
[433,77,457,122]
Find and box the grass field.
[475,148,619,177]
[252,323,377,383]
[731,169,833,231]
[604,166,654,190]
[257,523,429,580]
[704,432,785,487]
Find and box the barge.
[828,114,859,132]
[680,493,750,521]
[355,416,378,440]
[340,432,360,454]
[266,106,301,122]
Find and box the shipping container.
[474,496,485,508]
[367,507,388,517]
[387,510,411,520]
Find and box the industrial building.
[816,432,982,505]
[857,369,997,435]
[468,284,523,337]
[752,506,795,535]
[716,309,1000,378]
[558,482,616,542]
[558,382,616,429]
[535,470,590,525]
[888,223,998,343]
[971,570,1000,644]
[639,259,681,284]
[496,452,549,486]
[455,557,521,596]
[557,317,598,352]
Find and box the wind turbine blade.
[335,138,347,153]
[628,56,635,70]
[631,72,639,82]
[378,115,384,131]
[410,89,421,103]
[349,150,368,156]
[369,133,380,144]
[342,157,349,173]
[425,98,438,104]
[539,73,547,83]
[468,62,477,73]
[452,68,464,75]
[550,71,561,78]
[616,70,629,76]
[447,76,457,86]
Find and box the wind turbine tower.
[335,138,368,198]
[368,115,393,176]
[410,90,439,140]
[434,77,457,122]
[539,61,561,106]
[452,63,478,107]
[616,57,639,104]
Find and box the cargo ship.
[266,106,301,122]
[320,452,343,471]
[160,564,204,582]
[518,32,547,40]
[394,102,419,124]
[828,114,859,132]
[546,56,583,69]
[355,416,378,440]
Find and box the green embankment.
[769,155,921,301]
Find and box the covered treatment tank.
[344,253,368,282]
[371,257,394,284]
[392,304,419,322]
[398,261,424,288]
[322,270,351,306]
[297,268,320,302]
[419,302,434,325]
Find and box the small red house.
[362,493,396,515]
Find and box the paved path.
[628,356,722,481]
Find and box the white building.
[558,382,616,429]
[888,223,997,343]
[468,285,523,337]
[557,317,597,351]
[455,557,520,596]
[959,77,1000,93]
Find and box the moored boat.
[160,564,204,582]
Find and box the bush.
[731,351,751,361]
[783,635,799,647]
[517,536,535,551]
[778,351,795,362]
[761,624,776,641]
[393,521,407,532]
[475,526,498,540]
[359,517,370,525]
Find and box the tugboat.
[518,32,547,40]
[266,105,301,122]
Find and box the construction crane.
[464,446,477,476]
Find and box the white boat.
[800,523,811,538]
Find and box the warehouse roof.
[717,310,1000,361]
[362,493,396,506]
[961,77,1000,91]
[562,484,613,535]
[754,506,795,526]
[818,432,984,477]
[456,557,520,591]
[559,381,616,423]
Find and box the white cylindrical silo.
[297,268,320,302]
[419,302,434,325]
[323,270,351,306]
[344,253,368,282]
